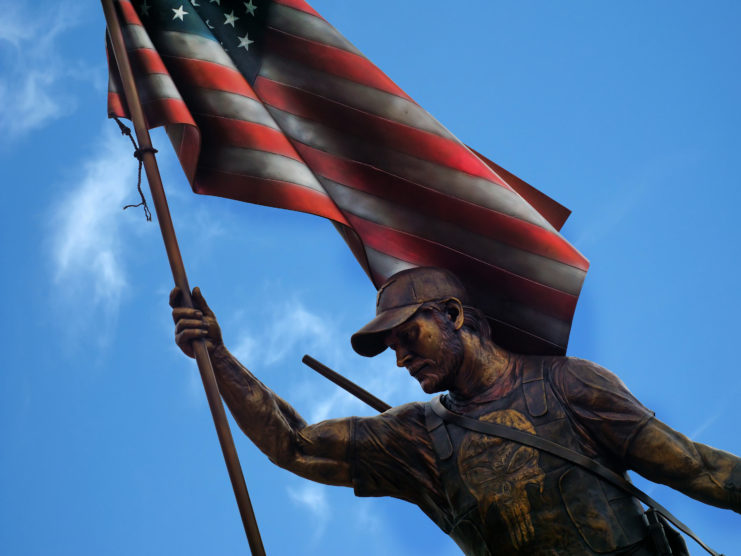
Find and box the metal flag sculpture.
[106,0,590,357]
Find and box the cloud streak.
[287,483,330,541]
[0,1,95,140]
[49,125,141,341]
[228,293,426,422]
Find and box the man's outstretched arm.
[626,418,741,512]
[171,287,353,487]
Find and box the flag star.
[191,0,200,6]
[244,0,257,16]
[224,10,239,27]
[140,0,151,16]
[205,19,215,29]
[172,5,188,20]
[237,33,254,50]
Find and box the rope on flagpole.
[111,114,153,221]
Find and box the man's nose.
[396,348,412,368]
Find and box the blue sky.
[1,1,740,554]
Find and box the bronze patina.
[171,267,741,555]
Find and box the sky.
[1,1,740,554]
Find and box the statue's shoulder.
[381,401,427,421]
[545,355,635,405]
[355,401,429,444]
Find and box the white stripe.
[136,73,182,104]
[267,4,363,57]
[189,89,280,130]
[199,146,324,193]
[260,54,455,140]
[266,107,556,232]
[321,178,586,295]
[123,23,156,51]
[154,30,237,69]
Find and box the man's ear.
[445,298,465,330]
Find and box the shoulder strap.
[431,396,722,556]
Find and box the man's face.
[384,308,464,394]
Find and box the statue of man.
[171,267,741,555]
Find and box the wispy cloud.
[48,125,141,342]
[229,294,426,422]
[231,298,339,367]
[287,483,330,541]
[0,1,96,140]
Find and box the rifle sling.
[430,396,721,556]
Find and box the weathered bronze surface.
[171,267,741,555]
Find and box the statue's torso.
[425,356,651,555]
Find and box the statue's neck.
[448,340,517,405]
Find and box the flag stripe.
[361,247,573,349]
[109,92,196,128]
[198,146,324,193]
[153,29,237,70]
[266,106,554,230]
[122,21,157,51]
[352,222,580,321]
[328,179,585,300]
[184,89,279,130]
[295,144,588,270]
[108,91,125,117]
[164,57,259,100]
[268,3,363,57]
[131,73,181,103]
[255,77,506,183]
[260,54,455,140]
[197,169,347,223]
[166,124,201,181]
[262,28,409,99]
[127,46,169,75]
[197,116,300,161]
[118,0,143,25]
[273,0,322,19]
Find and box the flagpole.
[101,1,266,553]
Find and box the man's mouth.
[408,360,433,378]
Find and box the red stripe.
[195,170,347,224]
[255,77,507,185]
[162,56,258,100]
[128,47,168,76]
[349,215,579,320]
[108,92,127,118]
[170,124,201,182]
[117,0,141,26]
[295,143,589,270]
[273,0,322,18]
[141,97,195,128]
[263,28,410,100]
[196,115,301,161]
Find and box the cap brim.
[351,303,422,357]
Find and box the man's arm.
[554,357,741,513]
[626,418,741,512]
[171,287,353,487]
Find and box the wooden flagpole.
[101,1,266,553]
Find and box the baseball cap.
[351,267,469,357]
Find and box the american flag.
[107,0,590,355]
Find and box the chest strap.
[430,396,721,556]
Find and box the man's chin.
[418,375,445,394]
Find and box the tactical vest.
[423,356,652,556]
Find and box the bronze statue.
[170,267,740,555]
